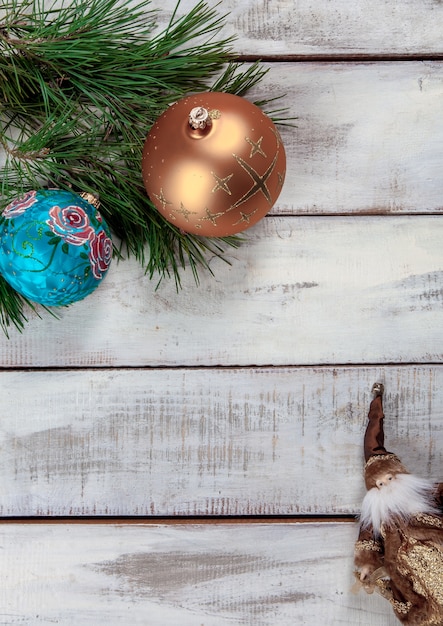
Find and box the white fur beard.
[360,474,441,535]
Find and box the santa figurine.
[354,382,443,625]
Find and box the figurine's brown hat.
[364,453,409,490]
[363,383,409,489]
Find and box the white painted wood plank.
[271,62,443,215]
[1,215,443,366]
[0,366,441,516]
[2,63,443,215]
[0,522,398,625]
[177,61,442,217]
[154,0,443,57]
[1,0,442,57]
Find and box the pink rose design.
[3,190,38,218]
[46,205,94,245]
[89,230,112,279]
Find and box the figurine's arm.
[354,525,384,581]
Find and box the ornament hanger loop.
[188,106,212,130]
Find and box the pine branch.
[0,273,59,338]
[0,0,276,334]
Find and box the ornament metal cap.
[79,191,100,208]
[188,106,212,131]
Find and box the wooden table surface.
[1,1,443,624]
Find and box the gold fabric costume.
[355,510,443,625]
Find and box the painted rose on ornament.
[89,229,113,279]
[46,204,95,245]
[2,190,38,218]
[45,204,112,279]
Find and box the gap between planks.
[2,361,443,372]
[235,53,443,62]
[0,515,356,525]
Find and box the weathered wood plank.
[1,366,441,516]
[154,0,443,57]
[2,0,442,57]
[2,63,443,216]
[271,62,443,215]
[1,215,443,366]
[0,522,398,625]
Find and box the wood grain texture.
[1,215,443,366]
[1,2,442,625]
[0,522,398,625]
[272,62,443,215]
[154,0,443,57]
[1,366,441,516]
[3,63,442,215]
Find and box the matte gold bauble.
[142,92,286,237]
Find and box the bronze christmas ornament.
[142,92,286,237]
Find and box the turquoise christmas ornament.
[0,189,112,306]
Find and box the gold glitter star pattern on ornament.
[211,172,233,195]
[199,207,227,226]
[230,151,278,209]
[153,188,172,212]
[233,208,259,226]
[270,126,283,149]
[175,202,197,222]
[246,135,267,158]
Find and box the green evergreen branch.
[0,0,281,335]
[0,273,58,337]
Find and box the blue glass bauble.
[0,189,112,306]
